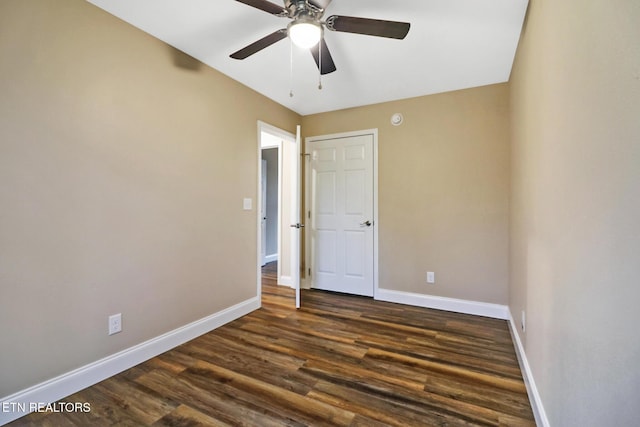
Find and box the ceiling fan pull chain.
[289,39,294,97]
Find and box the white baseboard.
[264,253,278,264]
[0,297,260,426]
[507,311,550,427]
[375,288,509,320]
[278,275,293,287]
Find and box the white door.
[291,125,302,308]
[260,159,267,267]
[307,132,375,297]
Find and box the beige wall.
[0,0,299,397]
[509,0,640,425]
[302,84,510,304]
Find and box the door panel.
[345,170,365,214]
[309,133,374,297]
[316,230,337,274]
[316,172,337,214]
[316,147,337,162]
[344,230,365,277]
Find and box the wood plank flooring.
[8,262,535,426]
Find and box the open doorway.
[261,148,278,267]
[258,122,298,307]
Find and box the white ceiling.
[86,0,528,115]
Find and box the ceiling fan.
[230,0,411,75]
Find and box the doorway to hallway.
[258,122,299,308]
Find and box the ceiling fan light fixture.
[288,19,322,49]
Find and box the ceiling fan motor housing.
[285,0,324,21]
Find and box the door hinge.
[308,268,311,277]
[308,211,311,219]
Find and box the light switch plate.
[243,198,252,211]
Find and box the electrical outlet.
[108,313,122,335]
[426,272,435,284]
[521,310,526,333]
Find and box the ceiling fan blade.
[310,37,337,75]
[230,29,288,60]
[234,0,287,16]
[308,0,332,10]
[326,15,410,40]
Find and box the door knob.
[360,220,372,227]
[290,223,305,229]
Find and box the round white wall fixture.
[390,113,404,126]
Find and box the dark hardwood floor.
[9,262,535,426]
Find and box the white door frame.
[257,121,298,300]
[304,129,379,297]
